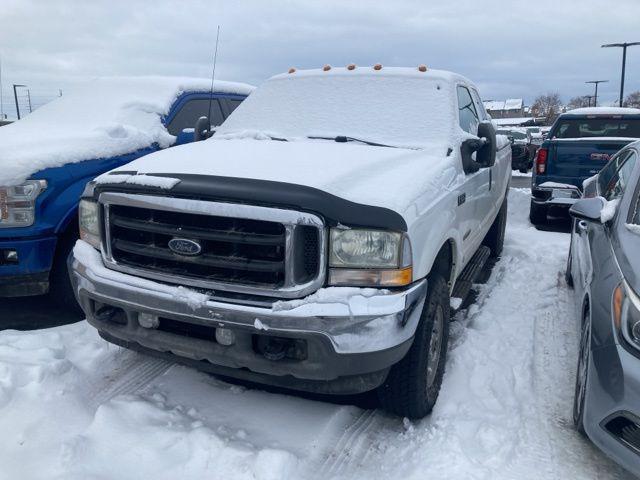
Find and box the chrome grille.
[99,192,325,298]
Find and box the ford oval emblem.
[168,238,202,256]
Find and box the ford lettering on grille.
[168,238,202,256]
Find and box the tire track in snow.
[311,409,380,479]
[86,352,172,409]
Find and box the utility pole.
[585,80,608,107]
[0,56,3,120]
[602,42,640,107]
[12,84,25,120]
[585,95,594,107]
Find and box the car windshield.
[216,71,455,149]
[552,118,640,139]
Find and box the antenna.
[206,25,221,129]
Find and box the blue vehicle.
[0,77,252,307]
[530,107,640,225]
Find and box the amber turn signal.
[329,267,413,287]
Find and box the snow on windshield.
[0,77,254,186]
[217,68,457,148]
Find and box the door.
[166,95,226,145]
[574,150,637,290]
[456,85,491,263]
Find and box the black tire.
[529,200,547,226]
[378,274,450,419]
[573,308,590,435]
[49,227,83,315]
[519,167,528,174]
[483,196,507,258]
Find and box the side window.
[599,150,632,196]
[602,151,637,201]
[457,86,480,134]
[470,88,488,121]
[227,99,243,114]
[167,98,225,135]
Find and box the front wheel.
[377,274,450,419]
[573,309,591,435]
[483,196,507,258]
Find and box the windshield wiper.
[307,135,397,148]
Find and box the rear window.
[552,118,640,139]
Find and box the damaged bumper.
[69,242,427,394]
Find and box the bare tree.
[531,92,562,124]
[624,91,640,108]
[567,96,591,110]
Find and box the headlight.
[328,228,412,287]
[0,180,47,228]
[614,282,640,352]
[79,199,101,249]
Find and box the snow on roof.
[493,117,535,126]
[504,98,523,110]
[271,66,473,84]
[0,76,255,186]
[564,106,640,116]
[484,100,505,111]
[217,66,463,148]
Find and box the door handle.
[577,220,588,234]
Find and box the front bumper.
[0,236,57,296]
[69,242,428,394]
[584,342,640,476]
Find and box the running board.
[450,246,491,310]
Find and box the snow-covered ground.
[0,188,634,480]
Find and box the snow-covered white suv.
[70,66,511,418]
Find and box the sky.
[1,0,639,119]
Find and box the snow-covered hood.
[106,137,458,219]
[0,77,254,186]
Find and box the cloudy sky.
[1,0,639,118]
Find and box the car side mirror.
[460,138,484,174]
[569,197,604,223]
[194,116,211,142]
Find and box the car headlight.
[79,199,101,249]
[613,282,640,352]
[0,180,47,228]
[328,228,412,287]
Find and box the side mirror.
[460,138,484,174]
[194,116,211,142]
[569,197,604,223]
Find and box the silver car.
[567,140,640,476]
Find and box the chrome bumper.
[70,241,427,386]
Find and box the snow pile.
[0,76,254,186]
[94,173,181,189]
[601,198,620,222]
[539,181,578,189]
[217,67,460,149]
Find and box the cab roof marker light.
[373,64,383,71]
[347,64,356,71]
[288,67,296,74]
[418,65,428,72]
[323,64,332,71]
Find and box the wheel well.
[430,240,455,288]
[53,219,79,262]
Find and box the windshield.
[217,72,455,148]
[552,118,640,139]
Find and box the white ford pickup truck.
[70,66,511,418]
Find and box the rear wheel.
[573,308,591,435]
[378,274,450,419]
[483,196,507,258]
[529,200,547,226]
